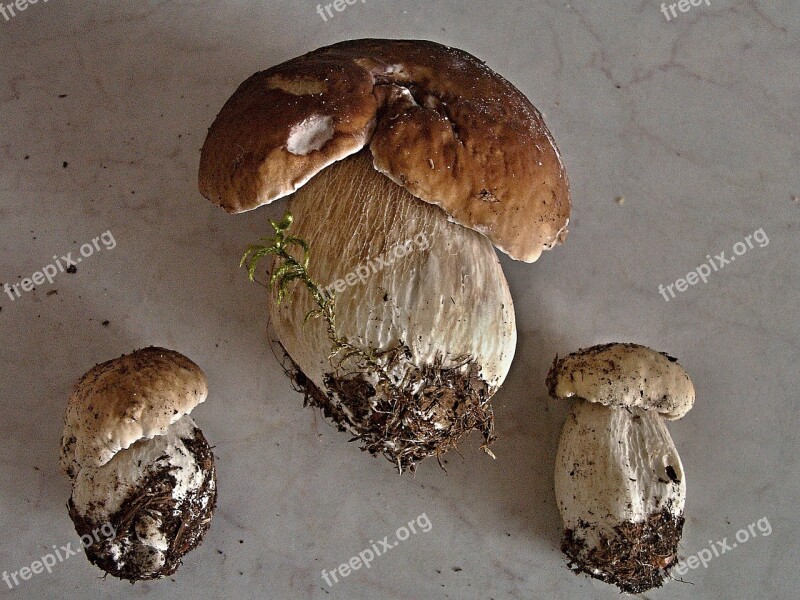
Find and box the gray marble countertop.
[1,1,798,599]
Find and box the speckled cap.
[199,38,570,263]
[60,347,208,478]
[546,343,695,420]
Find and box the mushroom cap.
[60,347,208,478]
[199,38,570,263]
[546,343,695,419]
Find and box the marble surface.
[1,1,798,598]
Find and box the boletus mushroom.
[199,39,570,472]
[60,347,217,581]
[547,343,695,593]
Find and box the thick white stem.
[555,401,686,549]
[269,150,517,399]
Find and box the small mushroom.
[60,347,217,581]
[547,343,695,593]
[199,39,570,472]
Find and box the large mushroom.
[60,347,217,581]
[200,39,570,472]
[547,343,695,593]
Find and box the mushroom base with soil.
[67,417,217,581]
[562,507,685,594]
[287,351,495,471]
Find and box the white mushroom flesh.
[555,401,686,550]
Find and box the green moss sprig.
[240,212,392,375]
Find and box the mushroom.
[547,343,695,593]
[199,39,570,472]
[60,347,217,581]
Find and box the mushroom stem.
[266,150,517,471]
[555,401,686,593]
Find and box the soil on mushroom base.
[67,428,217,582]
[562,507,685,594]
[286,347,496,473]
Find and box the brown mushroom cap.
[546,343,695,420]
[60,347,209,478]
[199,38,570,263]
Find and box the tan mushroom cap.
[60,347,208,478]
[199,38,570,263]
[546,343,695,420]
